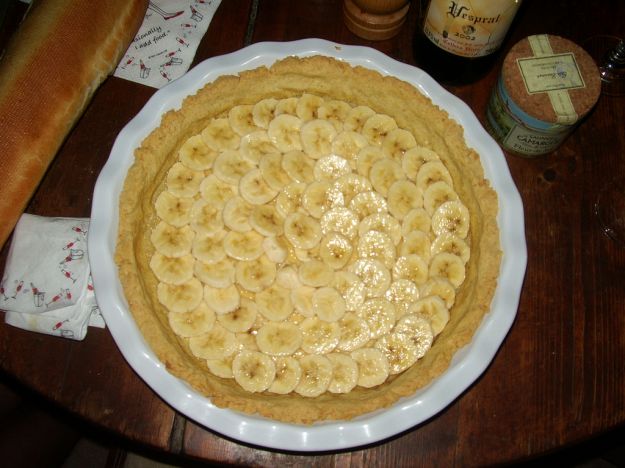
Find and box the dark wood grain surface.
[1,1,625,465]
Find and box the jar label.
[423,0,521,58]
[517,53,585,93]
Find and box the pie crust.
[115,55,501,423]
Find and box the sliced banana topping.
[151,94,472,397]
[327,353,358,393]
[351,347,390,388]
[232,350,276,392]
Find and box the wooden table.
[2,0,625,465]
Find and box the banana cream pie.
[116,55,501,423]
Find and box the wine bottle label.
[423,0,521,58]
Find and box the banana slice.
[332,271,366,311]
[194,258,235,288]
[192,231,226,264]
[333,173,372,205]
[369,158,405,197]
[248,204,283,237]
[408,296,450,336]
[240,130,279,164]
[276,265,302,290]
[252,98,279,129]
[358,213,402,246]
[402,146,440,181]
[312,286,346,322]
[201,118,240,151]
[268,113,303,152]
[296,93,324,121]
[222,196,252,232]
[337,312,371,352]
[150,252,195,285]
[332,130,369,160]
[284,212,322,250]
[151,221,195,258]
[431,232,470,264]
[320,207,359,240]
[217,297,258,333]
[298,259,334,287]
[349,191,388,220]
[268,356,302,394]
[166,162,204,198]
[374,332,420,375]
[300,317,340,354]
[327,353,359,393]
[431,200,470,239]
[429,252,466,288]
[206,355,235,379]
[313,154,351,181]
[235,256,276,292]
[213,149,254,185]
[157,277,204,313]
[392,254,429,285]
[401,208,431,236]
[357,230,396,268]
[189,199,224,236]
[301,119,337,159]
[178,134,217,171]
[319,232,353,270]
[294,354,333,397]
[291,285,316,317]
[356,145,386,177]
[262,236,289,263]
[382,128,417,161]
[259,152,292,191]
[344,105,376,132]
[275,182,306,218]
[302,180,342,219]
[168,301,216,337]
[200,174,238,208]
[229,104,260,136]
[256,322,302,356]
[189,323,238,360]
[387,180,423,220]
[223,230,264,261]
[203,283,240,314]
[384,278,420,319]
[239,168,279,205]
[281,150,315,183]
[350,347,390,388]
[416,160,454,191]
[255,284,293,321]
[232,350,276,392]
[349,258,391,298]
[420,277,456,309]
[393,313,434,357]
[423,181,459,216]
[400,230,431,261]
[154,191,193,227]
[356,297,396,339]
[362,113,398,146]
[317,99,351,131]
[275,97,299,116]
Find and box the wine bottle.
[414,0,522,85]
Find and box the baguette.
[0,0,148,248]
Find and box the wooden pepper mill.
[343,0,410,41]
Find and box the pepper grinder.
[343,0,410,41]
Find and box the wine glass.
[584,35,625,243]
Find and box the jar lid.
[501,34,601,125]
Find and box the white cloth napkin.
[114,0,222,88]
[1,214,105,341]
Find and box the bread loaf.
[0,0,148,248]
